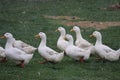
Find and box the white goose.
[71,26,95,54]
[55,27,69,52]
[90,31,120,61]
[35,32,64,63]
[0,46,6,62]
[65,34,91,62]
[1,33,33,68]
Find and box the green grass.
[0,0,120,80]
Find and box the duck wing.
[13,40,37,53]
[102,45,114,53]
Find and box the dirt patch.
[100,3,120,10]
[61,21,120,29]
[44,15,82,20]
[44,15,120,29]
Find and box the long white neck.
[5,37,15,49]
[39,36,47,47]
[59,30,66,39]
[68,38,74,46]
[75,30,83,40]
[95,34,102,45]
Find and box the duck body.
[104,49,120,61]
[38,45,64,62]
[5,47,33,64]
[0,46,6,62]
[65,44,91,60]
[36,32,64,63]
[65,34,91,61]
[0,46,5,58]
[92,31,120,61]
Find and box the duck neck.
[95,34,102,45]
[5,37,15,49]
[59,30,66,39]
[76,30,83,40]
[68,38,74,46]
[39,36,47,47]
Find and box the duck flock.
[0,26,120,68]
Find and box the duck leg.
[39,60,48,64]
[79,57,84,63]
[0,57,7,63]
[95,57,102,60]
[20,60,25,68]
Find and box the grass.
[0,0,120,80]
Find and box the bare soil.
[44,15,120,29]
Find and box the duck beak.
[70,29,74,32]
[64,37,67,40]
[35,34,40,39]
[89,35,94,38]
[55,29,59,32]
[0,35,6,39]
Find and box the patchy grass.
[0,0,120,80]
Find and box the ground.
[44,15,120,29]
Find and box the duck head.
[35,32,46,39]
[70,26,80,32]
[0,32,13,39]
[55,27,65,32]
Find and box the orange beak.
[0,35,6,39]
[55,29,59,32]
[89,35,94,38]
[35,34,40,39]
[64,37,67,40]
[70,29,74,32]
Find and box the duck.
[70,26,95,54]
[90,31,120,61]
[1,32,33,68]
[55,27,69,52]
[0,46,6,62]
[65,34,91,62]
[35,32,64,64]
[1,33,37,54]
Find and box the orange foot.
[95,57,102,60]
[20,60,25,68]
[0,57,7,63]
[39,60,47,64]
[80,57,84,63]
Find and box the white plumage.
[35,32,64,63]
[1,32,33,68]
[91,31,120,61]
[56,27,69,52]
[65,34,91,62]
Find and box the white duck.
[65,34,91,62]
[55,27,69,52]
[90,31,120,61]
[71,26,95,54]
[35,32,64,63]
[0,46,6,62]
[1,33,37,54]
[1,33,33,68]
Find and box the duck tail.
[55,51,64,62]
[23,47,37,54]
[117,48,120,54]
[24,54,34,64]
